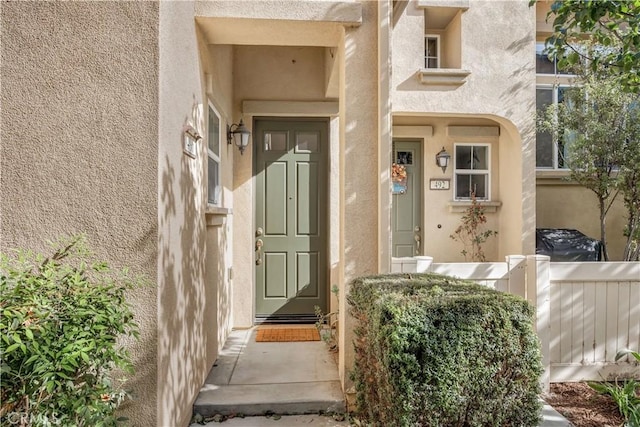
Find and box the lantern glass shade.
[228,119,251,155]
[435,147,451,172]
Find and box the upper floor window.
[536,85,575,169]
[454,143,490,200]
[425,35,440,68]
[536,42,572,75]
[207,101,221,206]
[422,7,463,69]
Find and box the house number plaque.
[430,179,450,190]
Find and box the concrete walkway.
[193,328,345,418]
[192,327,571,426]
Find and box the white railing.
[391,256,640,389]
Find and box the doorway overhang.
[195,1,361,47]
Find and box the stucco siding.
[537,182,629,261]
[0,1,159,425]
[158,2,233,426]
[338,0,379,388]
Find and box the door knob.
[414,226,421,232]
[256,227,264,237]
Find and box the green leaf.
[5,342,20,353]
[25,328,34,340]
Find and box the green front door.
[392,140,423,257]
[254,119,328,320]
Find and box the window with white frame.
[536,85,575,169]
[425,35,440,68]
[454,144,490,200]
[536,42,572,75]
[207,102,221,206]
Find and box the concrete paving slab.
[193,328,345,418]
[204,329,252,386]
[230,340,339,385]
[540,402,573,427]
[194,382,345,417]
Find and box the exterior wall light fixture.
[435,147,451,173]
[227,119,251,155]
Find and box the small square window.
[264,132,288,151]
[454,144,490,200]
[295,132,319,153]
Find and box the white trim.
[424,34,440,69]
[549,261,640,282]
[453,142,491,201]
[536,84,573,170]
[207,100,222,207]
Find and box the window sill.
[417,68,471,87]
[448,200,502,213]
[205,206,232,227]
[536,169,576,185]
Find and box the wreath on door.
[392,163,408,194]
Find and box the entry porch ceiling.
[195,0,361,46]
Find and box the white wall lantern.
[227,119,251,155]
[435,147,451,173]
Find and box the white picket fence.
[391,256,640,390]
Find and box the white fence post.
[506,255,526,298]
[415,256,434,273]
[527,255,551,393]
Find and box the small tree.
[537,62,640,261]
[619,114,640,261]
[450,193,497,262]
[530,0,640,92]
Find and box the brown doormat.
[255,327,320,342]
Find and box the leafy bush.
[347,273,543,427]
[0,236,140,426]
[588,349,640,427]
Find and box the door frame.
[252,116,331,323]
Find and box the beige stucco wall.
[392,0,537,256]
[158,2,236,426]
[0,2,159,425]
[537,179,629,261]
[338,0,380,387]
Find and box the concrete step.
[193,381,346,417]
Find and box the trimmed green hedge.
[347,273,542,427]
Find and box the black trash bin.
[535,228,603,261]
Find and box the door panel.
[265,162,288,235]
[392,141,423,258]
[255,119,328,318]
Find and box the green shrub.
[347,273,543,427]
[0,236,141,426]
